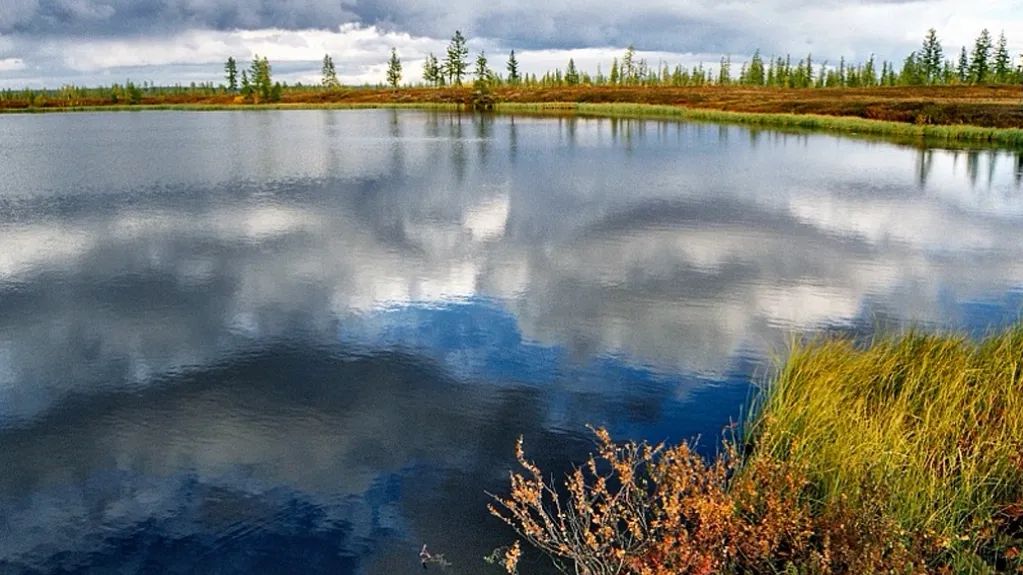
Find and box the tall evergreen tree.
[900,51,923,85]
[506,50,520,84]
[969,29,992,83]
[621,45,636,84]
[444,30,470,85]
[993,31,1011,82]
[422,53,439,86]
[957,46,970,83]
[321,54,340,89]
[386,48,402,88]
[920,29,943,84]
[247,55,272,101]
[240,70,252,99]
[747,50,765,85]
[609,58,620,85]
[718,56,731,85]
[565,58,580,85]
[474,51,490,83]
[224,57,238,92]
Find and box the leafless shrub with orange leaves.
[488,427,937,575]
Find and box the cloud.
[0,57,26,71]
[0,0,1022,86]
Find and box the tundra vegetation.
[489,323,1023,574]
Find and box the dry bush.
[488,427,949,575]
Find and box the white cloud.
[0,57,26,72]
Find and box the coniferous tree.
[621,45,636,84]
[900,51,923,85]
[718,56,731,85]
[224,57,238,92]
[444,30,470,85]
[993,31,1011,82]
[609,58,620,85]
[386,48,402,88]
[474,51,490,83]
[240,70,252,100]
[422,53,439,86]
[957,46,970,83]
[321,54,340,89]
[747,50,765,85]
[506,50,520,84]
[565,58,580,85]
[920,29,943,84]
[969,29,992,83]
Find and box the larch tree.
[474,51,490,83]
[422,53,440,86]
[321,54,340,89]
[621,45,636,84]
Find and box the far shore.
[3,85,1023,148]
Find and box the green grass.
[496,102,1023,148]
[746,323,1023,567]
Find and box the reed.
[747,324,1023,569]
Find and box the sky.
[0,0,1021,88]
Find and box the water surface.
[1,110,1022,574]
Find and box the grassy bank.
[5,96,1023,149]
[491,323,1023,574]
[497,102,1023,147]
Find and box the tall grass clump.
[490,323,1023,574]
[750,324,1023,571]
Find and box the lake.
[1,109,1021,575]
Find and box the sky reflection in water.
[0,110,1021,575]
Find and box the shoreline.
[4,100,1023,148]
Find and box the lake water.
[1,110,1022,575]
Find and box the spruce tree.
[386,48,402,88]
[565,58,580,85]
[993,31,1011,83]
[957,46,970,83]
[506,50,520,84]
[921,29,943,84]
[969,29,992,83]
[609,58,620,85]
[224,57,238,92]
[444,30,470,85]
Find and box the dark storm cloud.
[0,0,932,54]
[0,0,359,36]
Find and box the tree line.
[2,27,1021,106]
[404,28,1023,89]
